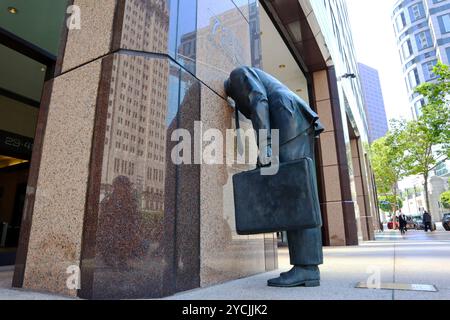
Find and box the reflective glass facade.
[309,0,370,144]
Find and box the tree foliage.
[404,62,450,209]
[379,195,403,213]
[441,190,450,210]
[370,137,395,195]
[370,62,449,213]
[415,62,450,109]
[370,120,408,212]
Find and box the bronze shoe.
[268,265,320,287]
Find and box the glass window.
[408,68,420,89]
[415,30,432,50]
[409,3,425,22]
[168,0,198,74]
[423,60,437,80]
[435,162,449,177]
[396,12,406,33]
[402,39,413,59]
[414,99,424,118]
[405,78,410,91]
[438,14,450,33]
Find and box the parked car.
[442,213,450,231]
[405,216,417,230]
[387,216,416,230]
[412,215,436,231]
[387,220,399,230]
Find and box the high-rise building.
[392,0,450,119]
[358,63,389,143]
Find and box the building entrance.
[0,1,68,267]
[0,140,32,266]
[0,42,44,266]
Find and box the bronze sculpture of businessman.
[225,66,324,287]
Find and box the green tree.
[406,62,450,210]
[415,62,450,112]
[379,195,403,213]
[441,190,450,209]
[370,120,408,213]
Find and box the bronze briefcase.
[232,158,322,235]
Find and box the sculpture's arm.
[228,67,273,167]
[249,92,272,167]
[298,97,325,136]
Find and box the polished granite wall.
[194,0,276,286]
[78,54,203,299]
[21,60,103,297]
[16,0,277,299]
[199,84,269,286]
[61,0,117,73]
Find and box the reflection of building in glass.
[392,0,450,119]
[202,8,248,66]
[177,3,262,71]
[121,0,170,52]
[101,0,170,213]
[178,31,197,68]
[249,0,262,68]
[185,4,251,83]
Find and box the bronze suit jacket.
[225,66,324,147]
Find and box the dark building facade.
[358,63,389,143]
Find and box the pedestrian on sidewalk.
[398,212,407,235]
[423,210,432,232]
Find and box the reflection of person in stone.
[225,66,325,287]
[98,176,146,268]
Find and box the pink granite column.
[313,68,359,246]
[14,0,123,297]
[351,137,375,241]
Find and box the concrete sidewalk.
[166,230,450,300]
[0,230,449,300]
[0,266,70,300]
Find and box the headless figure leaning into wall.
[225,66,325,287]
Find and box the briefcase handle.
[235,103,245,157]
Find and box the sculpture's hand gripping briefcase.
[232,158,322,235]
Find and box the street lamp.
[338,73,357,81]
[342,73,356,79]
